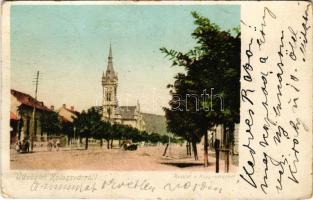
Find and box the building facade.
[57,104,79,123]
[101,45,145,131]
[10,89,52,144]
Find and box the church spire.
[106,43,115,76]
[109,43,112,58]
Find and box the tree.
[61,120,74,145]
[93,120,111,148]
[148,133,160,144]
[72,107,103,150]
[161,12,240,167]
[40,111,62,137]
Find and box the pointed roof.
[105,44,117,79]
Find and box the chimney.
[50,105,54,111]
[70,106,74,111]
[63,104,66,108]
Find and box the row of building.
[10,89,79,144]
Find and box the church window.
[107,92,111,101]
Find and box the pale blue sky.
[11,5,240,115]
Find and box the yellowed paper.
[1,1,312,199]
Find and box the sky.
[11,5,240,115]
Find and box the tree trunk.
[191,140,198,160]
[216,149,220,173]
[204,132,209,167]
[106,139,110,149]
[110,139,113,149]
[40,123,43,136]
[215,139,220,173]
[226,150,230,173]
[79,137,82,145]
[100,139,103,147]
[186,142,188,155]
[189,142,192,156]
[186,142,190,156]
[85,136,89,150]
[163,143,169,156]
[224,125,227,148]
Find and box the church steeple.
[102,43,118,122]
[105,44,116,78]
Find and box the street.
[10,144,238,172]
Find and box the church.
[101,45,145,131]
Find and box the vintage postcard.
[0,1,312,199]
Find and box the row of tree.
[162,12,240,165]
[39,107,181,150]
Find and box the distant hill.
[142,113,168,135]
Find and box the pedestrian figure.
[20,139,29,153]
[21,139,25,152]
[56,139,60,151]
[25,140,30,152]
[53,139,57,149]
[19,140,22,152]
[47,139,53,151]
[15,141,20,152]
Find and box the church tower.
[102,44,118,122]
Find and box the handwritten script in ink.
[240,4,311,194]
[14,172,223,195]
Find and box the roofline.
[11,89,52,112]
